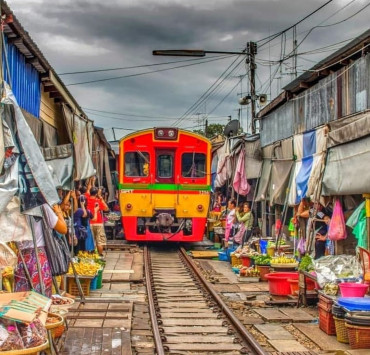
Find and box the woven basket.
[346,323,370,349]
[333,316,349,343]
[0,340,49,354]
[231,254,242,267]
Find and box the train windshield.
[124,152,149,177]
[181,153,206,178]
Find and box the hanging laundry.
[232,148,250,196]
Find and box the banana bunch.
[77,251,100,260]
[68,261,100,276]
[271,256,296,264]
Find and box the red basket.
[345,323,370,349]
[318,304,336,335]
[241,255,252,267]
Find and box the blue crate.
[90,275,98,290]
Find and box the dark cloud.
[8,0,370,139]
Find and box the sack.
[297,237,306,254]
[0,242,17,268]
[327,199,347,241]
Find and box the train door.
[155,149,175,184]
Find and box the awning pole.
[363,193,370,250]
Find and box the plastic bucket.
[256,265,271,281]
[265,272,299,295]
[339,283,368,297]
[218,252,228,261]
[288,278,299,295]
[259,240,268,254]
[267,247,275,256]
[97,268,103,289]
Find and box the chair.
[358,247,370,293]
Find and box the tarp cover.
[322,134,370,195]
[328,111,370,148]
[255,145,273,201]
[62,105,95,180]
[269,138,293,205]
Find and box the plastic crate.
[318,293,334,312]
[346,323,370,349]
[318,304,336,335]
[90,276,98,290]
[67,277,92,297]
[333,316,349,343]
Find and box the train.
[118,127,211,242]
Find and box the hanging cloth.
[232,148,250,196]
[214,139,230,188]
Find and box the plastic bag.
[0,321,24,351]
[346,201,365,229]
[17,322,45,348]
[0,242,17,268]
[327,199,347,241]
[297,237,306,254]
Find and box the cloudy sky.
[8,0,370,140]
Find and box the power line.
[58,55,229,75]
[65,55,235,86]
[257,0,335,47]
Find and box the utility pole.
[205,118,208,137]
[247,41,257,134]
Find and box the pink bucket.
[339,283,368,297]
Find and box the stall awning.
[322,134,370,195]
[328,111,370,148]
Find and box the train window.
[181,153,206,178]
[125,152,149,177]
[157,154,173,178]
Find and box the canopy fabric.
[328,111,370,147]
[289,127,327,204]
[62,105,95,181]
[269,160,293,205]
[42,120,58,148]
[2,84,59,211]
[244,139,262,179]
[322,134,370,195]
[233,148,250,196]
[255,145,273,201]
[214,139,231,188]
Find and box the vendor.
[235,202,254,243]
[225,200,236,244]
[314,213,331,259]
[14,204,67,297]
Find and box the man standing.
[87,186,109,257]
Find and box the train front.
[119,128,211,242]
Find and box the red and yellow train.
[118,127,211,242]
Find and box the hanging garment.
[232,148,250,196]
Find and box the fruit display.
[252,255,271,265]
[51,296,73,306]
[271,256,297,264]
[239,266,260,277]
[67,260,100,277]
[324,283,339,296]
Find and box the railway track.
[144,246,268,355]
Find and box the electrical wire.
[257,0,335,47]
[65,54,235,86]
[58,55,231,75]
[172,55,246,126]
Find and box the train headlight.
[197,204,204,212]
[157,129,164,137]
[168,129,175,137]
[126,203,133,210]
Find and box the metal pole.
[248,42,257,135]
[363,194,370,250]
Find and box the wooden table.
[297,270,319,307]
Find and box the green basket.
[97,268,104,289]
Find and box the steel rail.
[179,247,268,355]
[144,245,165,355]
